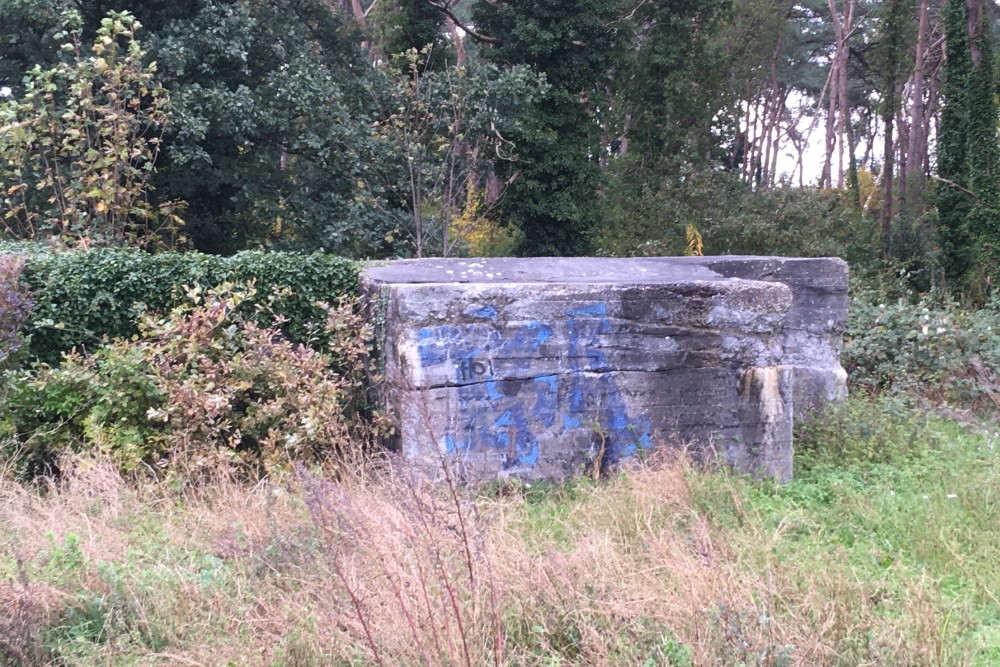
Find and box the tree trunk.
[821,64,837,188]
[896,100,908,208]
[847,109,861,207]
[906,0,929,211]
[825,0,854,189]
[351,0,367,26]
[836,3,853,188]
[924,42,942,179]
[446,15,467,67]
[619,112,631,157]
[760,37,784,188]
[769,90,787,187]
[744,99,759,183]
[881,76,898,257]
[966,0,983,68]
[859,112,873,169]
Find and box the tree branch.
[421,0,503,45]
[930,174,982,204]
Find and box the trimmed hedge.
[3,247,359,363]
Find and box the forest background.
[2,0,999,295]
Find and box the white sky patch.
[756,90,888,188]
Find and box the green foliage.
[935,0,1000,290]
[371,0,453,71]
[795,395,966,467]
[2,396,998,664]
[141,0,542,258]
[688,397,1000,664]
[1,530,184,662]
[599,0,787,244]
[7,246,358,364]
[0,0,65,98]
[844,290,1000,409]
[0,10,182,249]
[616,0,734,169]
[32,533,166,660]
[0,0,414,257]
[872,0,916,254]
[149,0,394,255]
[0,345,161,479]
[372,48,546,256]
[964,27,1000,282]
[597,171,872,261]
[474,0,629,256]
[507,614,694,665]
[935,0,975,287]
[0,287,375,480]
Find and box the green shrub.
[0,10,181,250]
[3,246,358,363]
[0,287,377,480]
[844,291,1000,410]
[596,170,875,265]
[794,394,971,468]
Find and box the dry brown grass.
[489,456,966,667]
[0,450,986,666]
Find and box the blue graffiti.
[464,304,499,321]
[564,303,652,460]
[416,303,650,469]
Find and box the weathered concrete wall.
[362,257,848,483]
[679,257,849,414]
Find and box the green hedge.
[5,247,359,363]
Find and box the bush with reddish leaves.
[0,255,32,365]
[0,285,381,480]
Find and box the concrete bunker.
[362,256,848,482]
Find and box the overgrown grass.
[1,397,998,666]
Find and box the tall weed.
[1,415,997,667]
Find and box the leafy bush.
[4,246,358,363]
[0,10,181,249]
[0,287,376,480]
[794,394,971,468]
[844,291,1000,410]
[597,170,875,265]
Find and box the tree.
[372,49,545,256]
[903,0,933,213]
[936,0,1000,287]
[617,0,735,171]
[961,0,1000,280]
[0,10,181,248]
[0,0,67,96]
[873,0,916,256]
[473,0,628,256]
[597,0,766,250]
[147,0,399,255]
[370,0,454,69]
[0,0,408,256]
